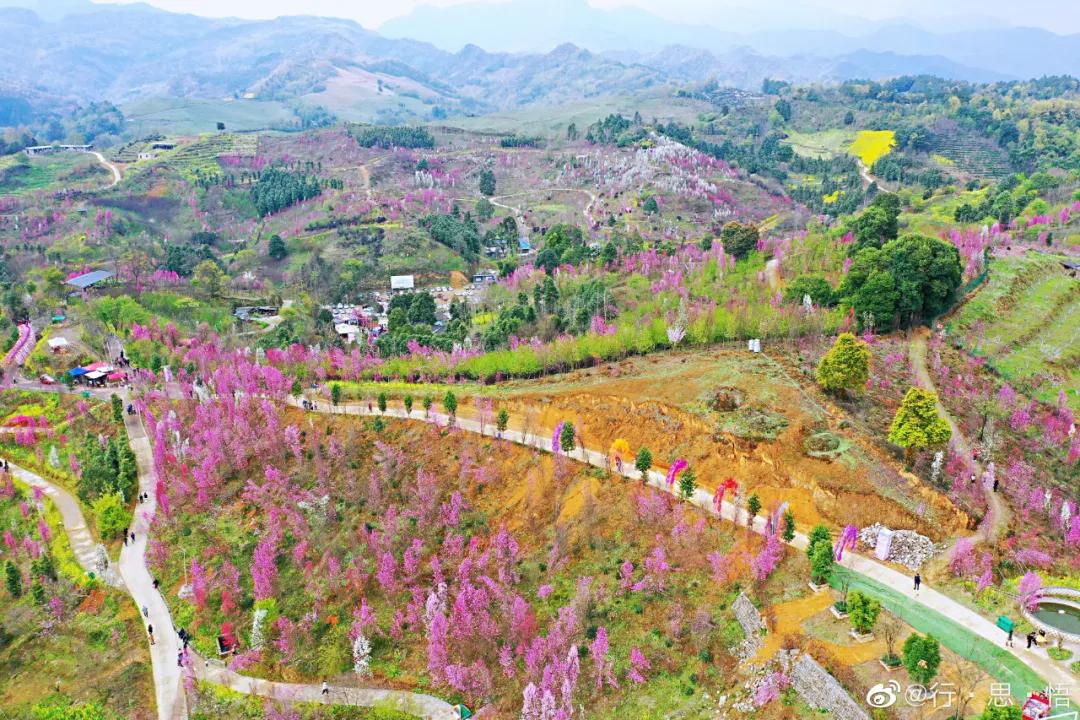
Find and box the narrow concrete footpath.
[7,462,120,587]
[192,662,457,718]
[119,410,187,720]
[302,397,1076,706]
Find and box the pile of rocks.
[858,523,938,570]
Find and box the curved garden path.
[909,327,1011,542]
[4,387,456,720]
[299,396,1075,706]
[7,462,120,587]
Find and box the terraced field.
[147,133,260,179]
[926,131,1012,179]
[948,253,1080,410]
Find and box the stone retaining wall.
[732,592,766,655]
[789,652,870,720]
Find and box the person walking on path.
[1007,628,1014,647]
[913,573,922,593]
[129,531,135,543]
[321,681,330,701]
[142,605,148,618]
[1027,632,1036,649]
[147,624,155,645]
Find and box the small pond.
[1033,602,1080,636]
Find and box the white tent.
[390,275,415,291]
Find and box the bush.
[816,332,871,395]
[92,493,131,540]
[784,275,836,307]
[810,541,834,585]
[1047,647,1072,661]
[806,525,831,560]
[847,590,881,634]
[902,632,941,685]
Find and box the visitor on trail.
[130,531,135,543]
[177,651,183,667]
[913,573,922,593]
[152,578,160,590]
[147,624,155,645]
[993,478,999,492]
[1027,632,1037,649]
[1007,628,1014,647]
[141,605,148,618]
[970,473,976,484]
[321,681,330,700]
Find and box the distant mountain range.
[0,0,1075,128]
[379,0,1080,80]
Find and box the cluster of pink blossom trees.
[135,362,768,713]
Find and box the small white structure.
[747,338,762,353]
[390,275,415,292]
[46,337,70,352]
[335,323,360,343]
[137,151,157,161]
[874,528,894,562]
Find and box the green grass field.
[0,153,103,195]
[782,128,858,160]
[122,97,295,135]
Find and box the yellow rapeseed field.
[849,130,896,167]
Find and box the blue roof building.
[66,270,114,289]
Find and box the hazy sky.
[97,0,1080,33]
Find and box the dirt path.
[909,328,1010,542]
[491,187,597,226]
[90,151,122,188]
[856,159,876,189]
[358,163,372,202]
[300,396,1075,706]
